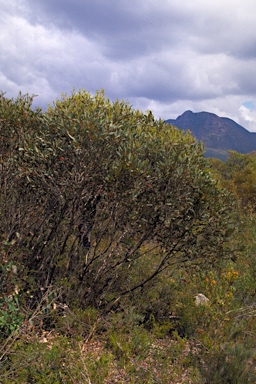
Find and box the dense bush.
[0,90,235,311]
[209,150,256,210]
[1,90,256,383]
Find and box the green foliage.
[0,247,23,338]
[197,342,256,383]
[0,293,23,338]
[165,243,256,383]
[106,326,151,365]
[209,150,256,209]
[0,334,113,384]
[0,90,235,313]
[1,90,256,383]
[55,306,100,338]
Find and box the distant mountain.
[165,110,256,161]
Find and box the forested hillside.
[0,91,255,383]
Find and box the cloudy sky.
[1,0,256,130]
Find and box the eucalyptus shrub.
[0,90,235,310]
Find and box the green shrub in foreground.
[0,90,235,312]
[0,335,113,384]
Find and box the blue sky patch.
[242,101,256,110]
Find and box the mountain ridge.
[165,110,256,160]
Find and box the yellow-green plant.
[0,246,23,338]
[0,90,235,312]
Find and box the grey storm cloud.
[1,0,256,130]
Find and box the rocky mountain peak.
[165,111,256,160]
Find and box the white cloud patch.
[0,5,114,107]
[239,101,256,132]
[0,0,256,131]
